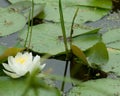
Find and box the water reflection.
[0,32,18,47]
[45,59,72,92]
[0,0,10,7]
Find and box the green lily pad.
[67,78,120,96]
[38,3,110,24]
[72,30,101,51]
[8,0,110,24]
[64,0,112,9]
[102,28,120,49]
[101,48,120,75]
[96,28,120,75]
[8,0,112,9]
[0,76,60,96]
[7,1,45,20]
[18,23,100,55]
[8,0,44,4]
[0,8,26,36]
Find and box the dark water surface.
[0,0,10,7]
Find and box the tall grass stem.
[59,0,69,92]
[70,8,79,47]
[27,0,34,49]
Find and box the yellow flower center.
[16,57,27,64]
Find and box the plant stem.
[24,11,31,48]
[28,0,34,49]
[70,8,79,47]
[59,0,69,91]
[59,0,69,56]
[61,60,69,91]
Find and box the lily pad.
[18,23,100,55]
[8,0,112,9]
[101,48,120,76]
[7,1,45,20]
[67,78,120,96]
[38,2,110,24]
[8,0,45,4]
[8,0,111,23]
[102,28,120,75]
[102,28,120,49]
[72,31,101,51]
[0,8,26,36]
[64,0,112,9]
[0,76,60,96]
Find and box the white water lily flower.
[2,52,46,78]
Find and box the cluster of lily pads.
[1,0,120,96]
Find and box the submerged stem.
[61,60,69,91]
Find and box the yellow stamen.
[16,57,27,64]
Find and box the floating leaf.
[8,0,112,9]
[9,0,110,23]
[8,1,32,12]
[98,29,120,74]
[72,28,100,38]
[65,0,112,9]
[0,76,60,96]
[8,0,44,4]
[38,3,110,24]
[102,28,120,49]
[67,78,120,96]
[101,48,120,76]
[0,8,26,36]
[73,29,101,51]
[8,1,45,20]
[18,23,100,55]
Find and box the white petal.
[33,55,40,64]
[24,52,29,55]
[8,56,19,72]
[11,64,28,76]
[24,52,33,65]
[8,56,14,66]
[8,57,27,76]
[29,55,40,72]
[15,52,23,58]
[40,63,46,70]
[2,63,13,72]
[32,55,40,67]
[8,56,20,72]
[3,70,20,78]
